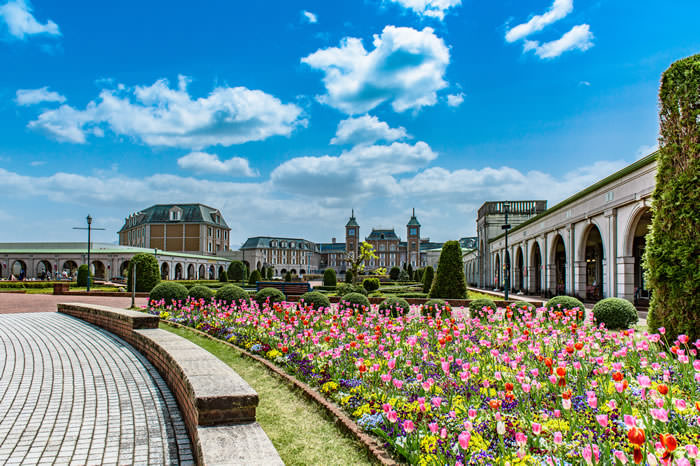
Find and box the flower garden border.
[162,319,400,466]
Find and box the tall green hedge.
[644,53,700,343]
[248,269,262,286]
[77,264,92,287]
[389,266,401,280]
[429,241,467,299]
[323,268,337,287]
[422,266,434,294]
[228,261,247,282]
[126,253,160,292]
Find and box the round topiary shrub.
[421,299,451,318]
[345,270,353,283]
[126,253,161,292]
[187,285,214,301]
[593,297,639,330]
[323,268,337,287]
[362,277,380,292]
[300,291,331,309]
[219,270,228,282]
[389,266,401,280]
[215,284,249,306]
[228,261,247,282]
[378,296,410,318]
[469,298,497,320]
[337,283,368,296]
[545,296,585,319]
[248,269,262,286]
[77,264,92,287]
[149,282,188,305]
[284,271,292,282]
[342,292,370,310]
[399,269,410,281]
[255,287,285,306]
[512,301,535,310]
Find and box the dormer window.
[169,207,182,221]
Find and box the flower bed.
[148,298,700,465]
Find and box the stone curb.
[163,320,401,466]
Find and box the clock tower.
[345,209,360,258]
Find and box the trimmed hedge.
[337,283,368,296]
[399,269,410,281]
[248,269,262,286]
[255,287,285,306]
[429,241,467,299]
[378,296,410,318]
[228,261,247,282]
[469,298,497,320]
[300,291,331,309]
[323,269,337,287]
[512,301,536,311]
[546,296,585,317]
[421,299,451,318]
[219,270,228,282]
[150,282,188,304]
[215,284,249,306]
[342,292,370,309]
[127,253,161,293]
[389,266,401,280]
[396,292,428,298]
[188,285,214,301]
[593,298,639,330]
[344,270,353,283]
[422,266,434,294]
[77,264,92,287]
[362,277,380,292]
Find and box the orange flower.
[628,427,645,446]
[612,371,624,382]
[696,401,700,412]
[566,345,574,354]
[489,399,502,410]
[657,384,669,395]
[633,446,643,465]
[660,434,677,452]
[505,382,514,392]
[574,342,583,351]
[556,367,566,377]
[561,389,572,400]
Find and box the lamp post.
[501,202,512,301]
[73,214,104,292]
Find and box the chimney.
[332,237,336,244]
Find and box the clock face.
[410,228,417,235]
[348,228,355,236]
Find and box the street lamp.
[73,214,104,292]
[501,202,512,301]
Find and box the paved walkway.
[0,293,148,314]
[0,312,193,465]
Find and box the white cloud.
[523,24,594,59]
[636,144,658,159]
[0,0,60,39]
[387,0,461,20]
[29,160,45,166]
[301,26,450,114]
[505,0,573,43]
[579,80,591,86]
[302,10,317,24]
[446,92,464,107]
[15,86,66,105]
[330,115,408,146]
[177,151,258,177]
[27,76,306,149]
[271,141,437,198]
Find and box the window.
[379,244,385,251]
[216,229,220,239]
[348,228,355,236]
[224,231,228,240]
[208,242,212,252]
[208,227,212,236]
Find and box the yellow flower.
[321,381,339,393]
[266,349,282,359]
[420,435,438,453]
[352,403,371,418]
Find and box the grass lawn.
[161,323,378,466]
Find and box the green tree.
[644,53,700,343]
[76,264,92,287]
[323,268,337,287]
[344,241,378,286]
[284,271,292,282]
[266,267,274,280]
[345,270,353,283]
[126,253,161,292]
[248,269,262,286]
[219,270,228,282]
[422,266,434,293]
[429,241,467,299]
[407,263,413,279]
[228,261,247,282]
[389,266,401,280]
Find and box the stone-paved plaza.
[0,312,193,465]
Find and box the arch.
[300,269,306,275]
[582,224,604,301]
[198,264,205,279]
[91,260,106,280]
[218,266,225,280]
[624,205,652,257]
[161,262,170,280]
[62,260,78,279]
[119,260,130,277]
[208,265,215,280]
[174,263,183,280]
[629,209,653,304]
[280,268,287,275]
[243,261,250,272]
[551,234,567,295]
[36,260,52,279]
[290,269,297,276]
[494,254,501,288]
[187,264,195,280]
[515,247,524,291]
[530,242,542,294]
[11,260,27,279]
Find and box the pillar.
[616,256,636,303]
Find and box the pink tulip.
[553,431,563,445]
[382,403,391,413]
[393,379,403,389]
[623,415,637,428]
[674,398,687,410]
[685,444,698,458]
[468,408,477,419]
[458,431,471,449]
[440,428,447,439]
[428,422,438,434]
[387,410,398,423]
[515,432,527,447]
[613,450,628,464]
[650,408,669,422]
[402,419,414,433]
[532,423,542,435]
[582,446,593,465]
[595,414,608,428]
[381,373,392,383]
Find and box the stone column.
[616,256,636,302]
[548,264,558,295]
[574,260,587,298]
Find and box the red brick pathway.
[0,293,148,314]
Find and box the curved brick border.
[163,320,400,466]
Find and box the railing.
[478,200,547,218]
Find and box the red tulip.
[627,427,645,446]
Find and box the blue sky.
[1,0,698,246]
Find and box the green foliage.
[389,266,401,280]
[414,268,424,282]
[215,284,249,306]
[337,283,368,296]
[188,285,214,301]
[300,291,331,309]
[396,292,428,299]
[126,253,161,292]
[362,277,380,292]
[399,269,410,281]
[644,53,700,343]
[248,269,262,286]
[76,264,91,287]
[345,241,377,286]
[342,292,370,309]
[219,270,228,282]
[407,263,413,279]
[593,298,639,330]
[469,298,497,320]
[546,296,585,313]
[422,266,434,294]
[429,241,467,299]
[266,267,274,280]
[255,287,286,306]
[378,296,410,318]
[228,261,247,282]
[344,270,353,283]
[149,282,188,304]
[284,271,292,282]
[421,299,451,318]
[323,268,337,287]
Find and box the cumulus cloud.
[505,0,573,43]
[301,26,450,114]
[387,0,461,20]
[27,76,306,149]
[523,24,594,59]
[446,92,464,107]
[177,151,258,177]
[0,0,60,39]
[271,141,437,198]
[330,115,408,146]
[15,86,65,105]
[302,10,317,24]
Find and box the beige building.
[119,204,230,256]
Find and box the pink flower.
[607,400,617,410]
[553,431,563,445]
[659,327,666,335]
[650,408,669,422]
[674,398,687,410]
[678,334,689,344]
[694,360,700,372]
[587,397,598,409]
[381,373,392,383]
[402,419,414,433]
[532,423,542,435]
[515,432,527,447]
[613,450,628,464]
[393,379,403,389]
[623,415,637,428]
[431,397,443,409]
[440,428,447,439]
[685,444,698,458]
[582,446,593,465]
[637,375,651,388]
[382,403,391,413]
[562,398,571,410]
[428,422,438,434]
[458,431,471,449]
[595,414,608,428]
[463,420,473,431]
[387,410,398,423]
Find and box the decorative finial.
[412,207,415,217]
[352,208,354,218]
